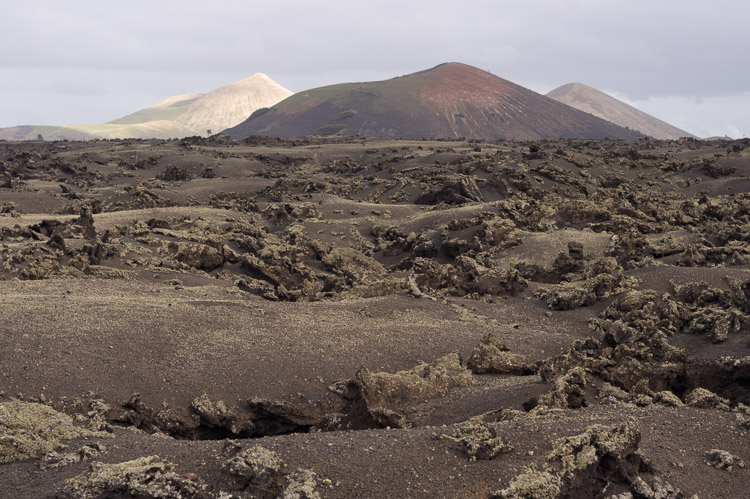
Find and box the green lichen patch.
[706,449,746,471]
[56,455,207,499]
[466,333,532,375]
[492,420,642,498]
[223,445,283,486]
[653,391,684,407]
[438,422,513,461]
[685,387,731,410]
[737,413,750,430]
[41,443,105,469]
[547,419,641,474]
[355,352,475,411]
[537,366,589,409]
[281,468,321,499]
[222,445,325,498]
[0,400,109,464]
[490,466,561,499]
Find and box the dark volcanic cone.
[225,62,643,141]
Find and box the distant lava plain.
[226,62,644,141]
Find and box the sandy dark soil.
[1,134,749,498]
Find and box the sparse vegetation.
[313,123,347,136]
[248,107,271,120]
[333,110,356,121]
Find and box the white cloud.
[1,0,749,129]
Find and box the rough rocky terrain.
[1,134,749,498]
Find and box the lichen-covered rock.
[281,468,321,499]
[238,249,321,301]
[223,445,283,486]
[162,164,190,181]
[672,281,726,305]
[366,407,407,429]
[490,467,562,499]
[56,456,207,498]
[412,257,528,298]
[19,256,65,280]
[547,419,641,474]
[492,420,647,499]
[541,270,630,311]
[653,391,684,407]
[363,353,473,396]
[0,400,109,464]
[190,393,249,435]
[321,247,385,283]
[466,333,532,375]
[630,476,688,498]
[684,388,731,410]
[191,393,229,427]
[607,493,634,499]
[340,353,475,428]
[543,283,596,310]
[706,449,745,471]
[75,207,97,239]
[453,257,528,297]
[170,242,224,271]
[597,382,630,403]
[416,175,484,205]
[537,367,589,409]
[439,422,513,461]
[685,307,742,343]
[263,203,322,226]
[41,443,105,469]
[478,218,516,248]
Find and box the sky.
[1,0,748,138]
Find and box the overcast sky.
[1,0,748,138]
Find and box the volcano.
[547,82,695,140]
[225,63,643,141]
[0,73,292,141]
[108,73,293,136]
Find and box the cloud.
[1,0,748,128]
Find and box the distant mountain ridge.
[225,63,643,141]
[0,74,293,141]
[109,73,293,135]
[546,83,695,140]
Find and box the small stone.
[706,449,745,471]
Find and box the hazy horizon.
[1,0,748,138]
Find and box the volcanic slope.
[109,73,293,135]
[547,82,695,140]
[0,125,99,142]
[0,74,292,141]
[225,62,643,141]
